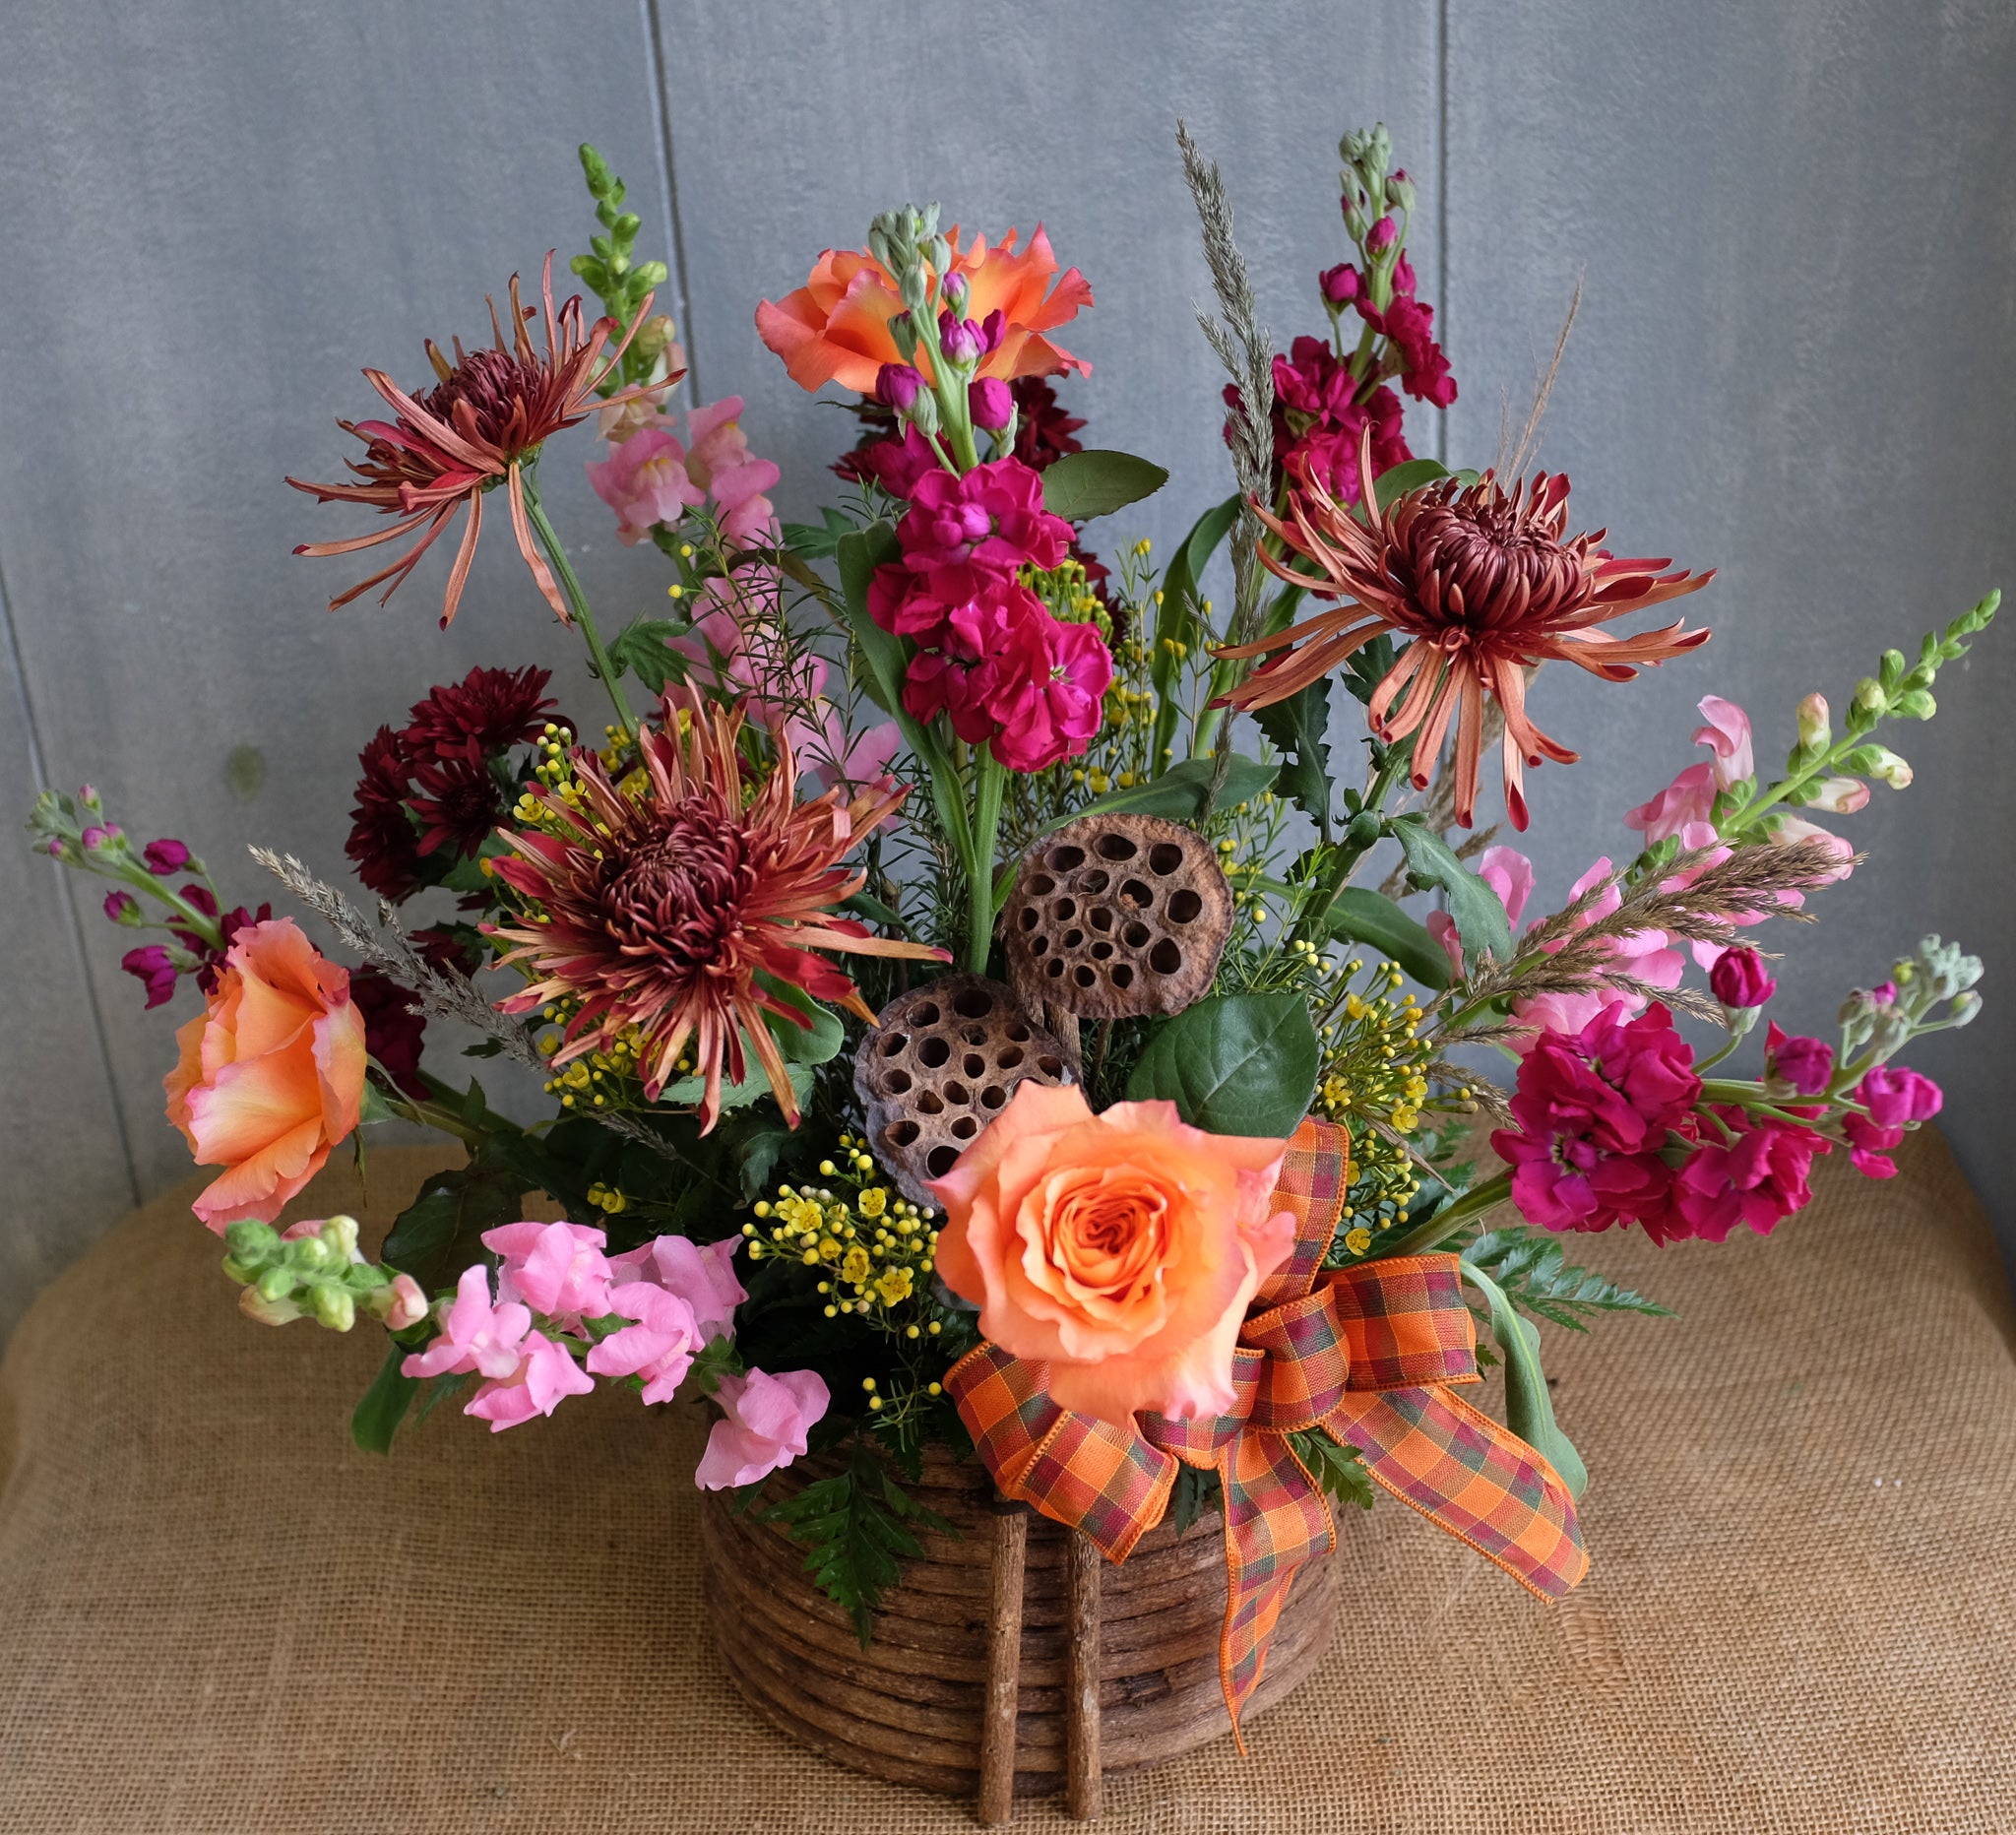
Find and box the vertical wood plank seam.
[0,549,142,1207]
[640,0,702,408]
[1434,0,1450,469]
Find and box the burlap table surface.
[2,1129,2012,1833]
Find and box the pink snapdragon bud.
[1795,693,1831,749]
[969,377,1014,431]
[1803,777,1869,814]
[1864,745,1913,790]
[103,890,140,924]
[379,1273,429,1331]
[1765,1022,1834,1096]
[143,838,192,875]
[1320,263,1362,305]
[1709,946,1776,1009]
[1365,215,1399,253]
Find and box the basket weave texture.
[701,1443,1336,1798]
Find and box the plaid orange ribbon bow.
[945,1117,1588,1744]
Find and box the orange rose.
[930,1083,1294,1424]
[163,918,368,1231]
[755,224,1093,395]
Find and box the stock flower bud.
[79,784,101,808]
[1387,167,1417,211]
[82,826,110,852]
[1365,215,1399,253]
[941,271,970,317]
[1708,946,1776,1009]
[1795,693,1831,748]
[938,311,981,366]
[968,377,1014,431]
[1320,263,1362,305]
[143,838,192,875]
[875,363,924,413]
[103,890,141,924]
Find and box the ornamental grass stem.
[523,485,638,749]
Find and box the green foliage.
[1459,1262,1588,1498]
[1125,993,1320,1137]
[381,1158,529,1294]
[761,1440,957,1646]
[1363,457,1452,509]
[1464,1226,1672,1333]
[783,506,861,561]
[1323,886,1451,991]
[1252,677,1334,832]
[351,1342,417,1454]
[1338,632,1399,709]
[1152,493,1240,770]
[1168,1464,1224,1535]
[1039,449,1169,523]
[1051,754,1278,832]
[604,615,693,694]
[570,145,670,392]
[1387,815,1511,972]
[1288,1427,1375,1512]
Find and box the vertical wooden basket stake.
[1065,1529,1104,1820]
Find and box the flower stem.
[966,749,1007,973]
[522,485,638,749]
[1363,1168,1513,1262]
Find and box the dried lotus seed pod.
[1002,812,1231,1020]
[852,975,1073,1205]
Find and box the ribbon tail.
[1328,1384,1589,1600]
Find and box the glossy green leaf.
[381,1162,526,1293]
[1046,754,1277,834]
[1460,1261,1588,1498]
[1324,886,1451,990]
[759,977,846,1065]
[1125,993,1320,1138]
[1040,449,1169,524]
[1365,457,1452,509]
[1388,816,1512,971]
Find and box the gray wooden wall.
[4,0,2012,1336]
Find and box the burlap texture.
[2,1129,2012,1833]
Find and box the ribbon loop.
[947,1117,1589,1744]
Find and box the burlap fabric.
[2,1130,2012,1833]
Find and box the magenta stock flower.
[1670,1111,1830,1241]
[1842,1060,1941,1178]
[1320,263,1361,305]
[1708,946,1776,1009]
[694,1367,830,1489]
[122,944,181,1010]
[143,838,192,876]
[969,377,1014,430]
[465,1331,596,1431]
[897,458,1073,586]
[1766,1022,1834,1096]
[403,1264,531,1382]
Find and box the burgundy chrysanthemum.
[346,726,424,901]
[409,746,505,859]
[404,664,557,758]
[1219,426,1714,829]
[487,690,945,1131]
[350,968,428,1098]
[288,256,672,627]
[1008,375,1085,472]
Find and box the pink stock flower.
[1766,1022,1834,1096]
[482,1220,615,1329]
[896,457,1073,587]
[465,1331,596,1431]
[1669,1111,1829,1242]
[1691,696,1753,790]
[402,1263,531,1381]
[585,1283,702,1403]
[694,1368,830,1489]
[987,617,1111,772]
[607,1232,748,1342]
[1857,1064,1942,1128]
[1708,946,1776,1009]
[123,943,180,1010]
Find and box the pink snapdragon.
[694,1368,831,1489]
[586,1283,702,1403]
[1508,858,1683,1041]
[402,1264,531,1381]
[482,1220,615,1330]
[465,1331,596,1431]
[1692,697,1753,789]
[1626,697,1755,841]
[587,397,781,546]
[607,1232,748,1343]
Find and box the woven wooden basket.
[700,1441,1337,1811]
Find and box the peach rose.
[756,224,1093,396]
[163,918,368,1231]
[930,1083,1294,1424]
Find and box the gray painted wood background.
[4,0,2012,1335]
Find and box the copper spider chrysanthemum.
[287,255,671,628]
[486,691,944,1132]
[1218,427,1714,829]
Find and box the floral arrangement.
[31,127,1995,1735]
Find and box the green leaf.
[351,1342,417,1455]
[1252,676,1333,828]
[1365,457,1452,510]
[1039,449,1169,524]
[381,1162,526,1293]
[1125,993,1320,1137]
[762,1440,957,1646]
[1048,754,1277,833]
[659,1054,813,1115]
[1287,1426,1375,1512]
[1324,887,1451,991]
[758,977,846,1065]
[1168,1464,1223,1536]
[606,615,693,694]
[783,506,860,561]
[1460,1262,1589,1498]
[1152,494,1240,769]
[1463,1225,1671,1333]
[1388,816,1512,972]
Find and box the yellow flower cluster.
[742,1131,945,1338]
[511,722,588,829]
[536,1006,669,1110]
